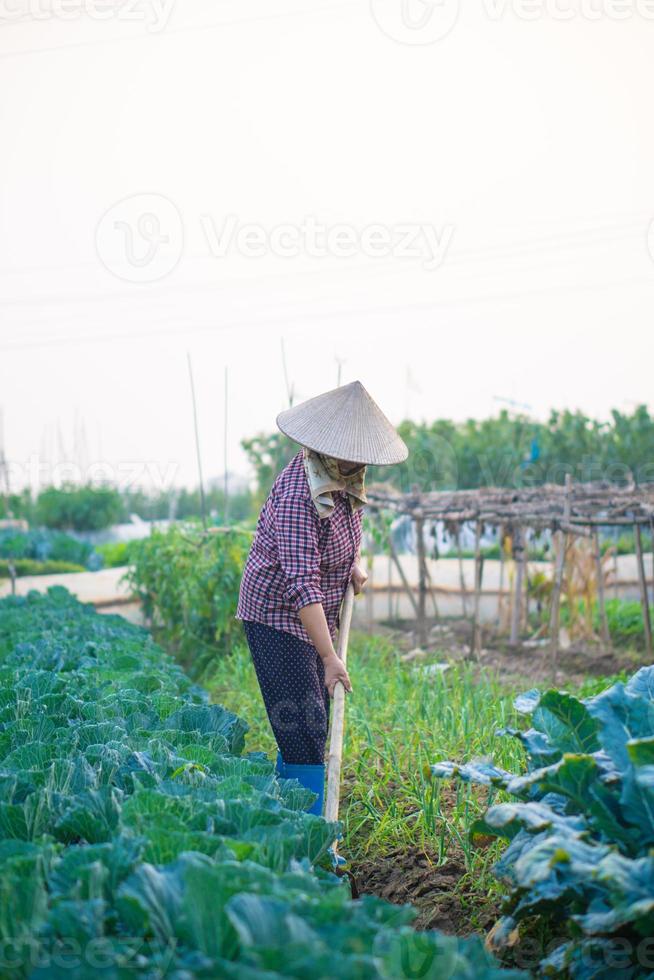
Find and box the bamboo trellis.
[366,479,654,664]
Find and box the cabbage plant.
[433,669,654,978]
[0,587,524,980]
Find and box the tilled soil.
[352,846,499,934]
[345,617,636,942]
[375,617,642,688]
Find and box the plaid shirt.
[237,452,363,642]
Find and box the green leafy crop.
[433,669,654,977]
[0,588,524,979]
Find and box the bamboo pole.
[415,515,428,647]
[420,528,441,622]
[387,554,393,620]
[550,474,573,677]
[471,520,483,659]
[366,553,374,632]
[509,528,525,647]
[187,352,207,532]
[386,533,420,619]
[424,563,441,621]
[634,523,653,659]
[457,527,469,618]
[521,530,530,634]
[498,528,506,630]
[325,585,355,840]
[593,529,611,648]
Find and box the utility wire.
[1,270,652,353]
[0,220,647,312]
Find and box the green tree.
[240,404,654,496]
[241,432,297,504]
[35,484,123,531]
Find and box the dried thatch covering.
[366,478,654,660]
[367,480,654,531]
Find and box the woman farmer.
[236,381,408,815]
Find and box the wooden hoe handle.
[325,583,355,828]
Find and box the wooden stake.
[509,528,525,647]
[635,523,653,659]
[423,558,441,622]
[366,553,374,632]
[521,530,530,634]
[456,527,469,618]
[387,555,393,621]
[498,529,506,630]
[415,515,428,647]
[471,519,483,659]
[325,585,355,840]
[550,474,573,678]
[386,530,420,619]
[593,529,611,648]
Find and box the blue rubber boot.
[283,762,325,816]
[275,751,286,778]
[329,845,347,870]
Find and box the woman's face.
[336,459,365,477]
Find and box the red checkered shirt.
[236,451,363,642]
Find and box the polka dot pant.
[243,620,331,765]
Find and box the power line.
[6,215,651,282]
[1,270,652,353]
[0,213,648,281]
[0,219,647,312]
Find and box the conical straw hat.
[276,381,408,466]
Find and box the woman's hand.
[324,653,353,697]
[298,602,352,695]
[351,563,369,595]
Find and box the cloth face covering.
[303,448,367,519]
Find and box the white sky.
[1,0,654,491]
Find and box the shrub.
[35,483,123,531]
[0,528,97,568]
[0,558,85,578]
[95,540,134,568]
[125,523,251,676]
[433,670,654,977]
[601,598,654,649]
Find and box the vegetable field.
[0,587,527,979]
[0,529,99,574]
